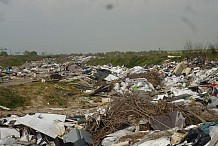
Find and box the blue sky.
[0,0,218,54]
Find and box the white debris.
[138,137,171,146]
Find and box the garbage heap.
[1,57,218,146]
[84,59,218,146]
[86,96,218,146]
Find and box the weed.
[0,87,26,109]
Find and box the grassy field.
[87,51,169,67]
[0,55,43,68]
[0,55,58,68]
[87,47,218,67]
[0,81,86,109]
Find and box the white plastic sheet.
[14,114,66,138]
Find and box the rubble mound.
[86,96,218,145]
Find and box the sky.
[0,0,218,54]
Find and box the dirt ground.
[0,79,100,118]
[0,78,32,87]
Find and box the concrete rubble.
[1,56,218,145]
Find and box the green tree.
[23,50,37,56]
[0,51,8,56]
[30,51,37,56]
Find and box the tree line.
[0,50,38,56]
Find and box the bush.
[0,51,8,56]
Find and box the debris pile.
[1,56,218,145]
[0,113,93,145]
[86,96,218,145]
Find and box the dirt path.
[0,78,32,87]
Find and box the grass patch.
[12,81,80,108]
[0,87,26,109]
[87,43,218,67]
[45,95,68,107]
[0,55,59,68]
[87,51,168,68]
